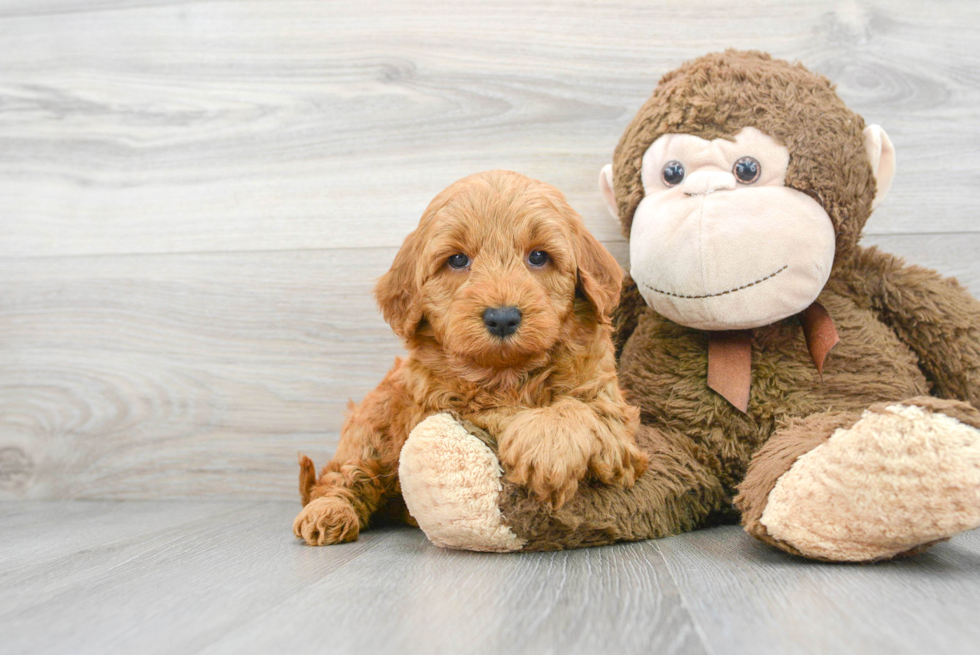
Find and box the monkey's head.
[600,50,896,330]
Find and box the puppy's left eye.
[447,253,470,269]
[527,250,549,267]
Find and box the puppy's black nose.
[483,306,522,338]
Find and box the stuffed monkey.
[397,50,980,561]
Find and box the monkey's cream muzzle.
[625,127,836,331]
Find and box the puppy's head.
[375,170,622,373]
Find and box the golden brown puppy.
[293,170,646,546]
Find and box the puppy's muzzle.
[483,306,522,338]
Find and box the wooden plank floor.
[2,501,980,655]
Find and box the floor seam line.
[654,541,718,655]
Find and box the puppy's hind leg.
[293,452,366,546]
[294,430,399,546]
[293,368,412,546]
[293,459,386,546]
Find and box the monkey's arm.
[612,274,647,359]
[853,246,980,407]
[399,418,726,552]
[497,423,727,550]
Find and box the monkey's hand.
[498,398,647,509]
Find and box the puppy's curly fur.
[294,170,645,546]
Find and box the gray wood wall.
[2,0,978,500]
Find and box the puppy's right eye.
[527,250,549,267]
[447,253,470,269]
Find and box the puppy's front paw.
[589,429,648,490]
[292,496,360,546]
[505,452,586,510]
[499,410,590,510]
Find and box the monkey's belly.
[618,295,929,490]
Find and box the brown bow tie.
[706,302,839,413]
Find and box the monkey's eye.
[733,156,761,184]
[447,253,470,269]
[527,250,549,267]
[661,161,685,186]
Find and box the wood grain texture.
[0,501,706,655]
[0,501,388,655]
[206,528,704,655]
[657,525,980,655]
[1,0,979,499]
[0,249,405,499]
[1,501,978,655]
[0,500,245,574]
[0,0,979,258]
[2,236,976,500]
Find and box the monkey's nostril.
[483,306,522,338]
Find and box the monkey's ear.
[598,164,619,220]
[864,125,896,210]
[575,224,624,324]
[374,229,423,339]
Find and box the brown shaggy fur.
[611,50,877,261]
[293,170,645,545]
[471,51,980,557]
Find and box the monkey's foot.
[761,402,980,561]
[399,413,525,552]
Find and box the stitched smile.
[638,264,789,299]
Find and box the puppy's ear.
[375,228,423,339]
[575,224,623,323]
